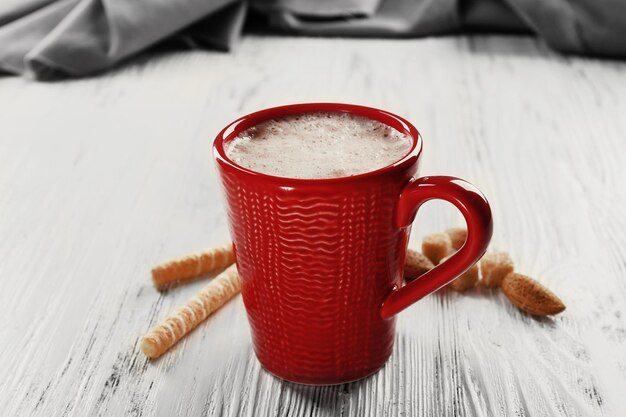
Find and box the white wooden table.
[2,35,626,416]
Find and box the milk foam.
[224,112,412,179]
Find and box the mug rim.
[213,102,423,184]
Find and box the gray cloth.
[0,0,246,78]
[1,0,625,80]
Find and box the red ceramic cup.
[213,103,493,385]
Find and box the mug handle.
[380,176,494,319]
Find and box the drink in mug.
[225,111,412,179]
[214,103,493,385]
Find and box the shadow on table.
[203,344,376,415]
[280,378,363,414]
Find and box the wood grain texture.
[1,35,626,416]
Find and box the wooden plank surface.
[1,35,626,416]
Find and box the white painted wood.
[1,35,626,416]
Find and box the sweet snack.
[480,251,514,288]
[404,249,435,280]
[445,227,467,251]
[141,264,241,358]
[501,272,566,316]
[447,261,479,291]
[151,243,235,291]
[422,232,452,264]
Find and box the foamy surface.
[224,112,412,179]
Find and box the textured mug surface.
[213,103,493,385]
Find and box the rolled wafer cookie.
[140,264,241,359]
[151,243,235,291]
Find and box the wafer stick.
[151,243,235,291]
[140,264,241,359]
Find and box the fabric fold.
[3,0,243,79]
[0,0,625,80]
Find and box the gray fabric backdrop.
[1,0,624,80]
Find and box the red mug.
[213,103,493,385]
